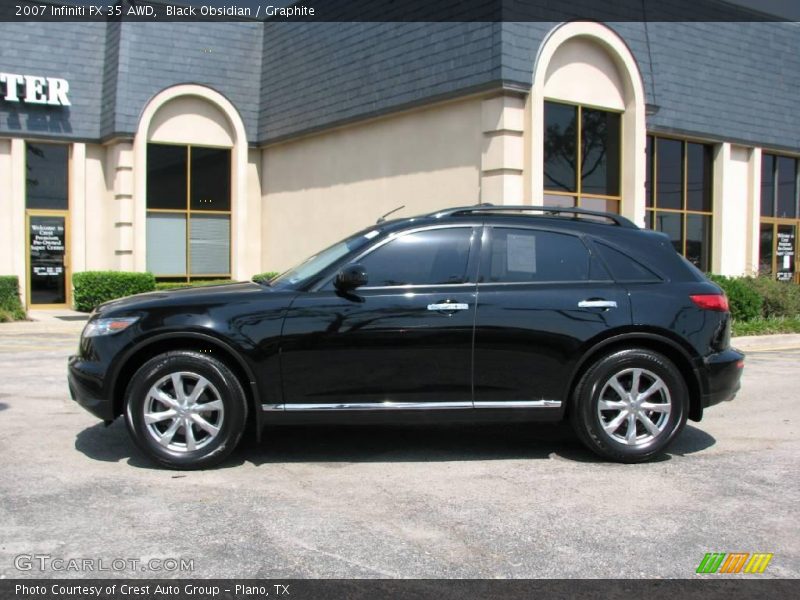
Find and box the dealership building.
[1,4,799,307]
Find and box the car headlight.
[82,316,139,338]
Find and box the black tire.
[124,350,248,470]
[570,348,688,463]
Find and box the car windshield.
[266,229,381,289]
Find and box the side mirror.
[334,264,368,291]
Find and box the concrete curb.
[731,333,800,352]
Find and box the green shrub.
[732,316,800,337]
[252,271,280,283]
[0,276,26,322]
[707,275,763,322]
[73,271,156,312]
[155,279,233,291]
[746,276,800,318]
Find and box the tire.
[124,350,248,470]
[570,348,688,463]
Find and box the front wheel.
[570,348,688,463]
[124,350,248,469]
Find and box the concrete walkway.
[731,333,800,352]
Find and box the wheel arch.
[110,332,262,436]
[565,331,705,422]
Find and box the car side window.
[593,242,662,282]
[359,227,473,287]
[486,228,607,283]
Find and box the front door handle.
[427,302,469,311]
[578,299,618,309]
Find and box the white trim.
[133,85,251,279]
[529,22,647,226]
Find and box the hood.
[95,281,272,315]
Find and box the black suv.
[68,206,743,469]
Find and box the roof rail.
[432,204,638,228]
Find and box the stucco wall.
[261,98,484,272]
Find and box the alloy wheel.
[596,367,672,446]
[143,371,224,453]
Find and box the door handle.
[427,302,469,311]
[578,299,618,309]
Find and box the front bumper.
[68,355,115,421]
[701,347,744,409]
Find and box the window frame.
[759,151,800,282]
[645,133,715,272]
[543,99,624,214]
[146,142,232,281]
[477,225,612,286]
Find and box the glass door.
[27,212,70,307]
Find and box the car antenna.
[376,205,405,224]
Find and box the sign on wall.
[0,72,70,106]
[776,228,796,282]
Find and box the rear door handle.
[578,299,617,309]
[428,302,469,311]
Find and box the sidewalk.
[731,333,800,352]
[0,309,88,334]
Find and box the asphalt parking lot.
[0,324,797,579]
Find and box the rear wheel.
[570,348,688,463]
[124,351,248,469]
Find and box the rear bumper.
[68,355,114,421]
[701,348,744,409]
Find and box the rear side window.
[359,227,473,286]
[486,228,608,283]
[594,242,661,282]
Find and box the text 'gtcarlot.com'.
[13,554,194,573]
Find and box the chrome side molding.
[261,400,562,411]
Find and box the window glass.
[686,143,713,212]
[26,143,68,210]
[581,197,620,214]
[656,138,683,210]
[190,147,231,211]
[760,154,775,217]
[487,228,596,283]
[581,108,620,196]
[686,214,712,272]
[759,223,773,276]
[190,214,230,275]
[147,144,187,210]
[543,194,576,208]
[654,212,683,256]
[544,102,577,193]
[146,213,187,276]
[776,156,797,218]
[776,224,796,282]
[360,228,473,287]
[594,243,660,282]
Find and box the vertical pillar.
[70,143,87,275]
[745,147,762,276]
[10,138,27,305]
[108,141,135,271]
[713,143,754,276]
[480,94,525,205]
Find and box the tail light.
[690,293,729,312]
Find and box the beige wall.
[260,97,483,273]
[0,139,12,276]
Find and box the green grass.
[732,316,800,337]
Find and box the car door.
[472,225,631,408]
[279,224,481,408]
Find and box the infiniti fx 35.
[68,206,744,469]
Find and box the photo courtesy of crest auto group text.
[0,1,798,599]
